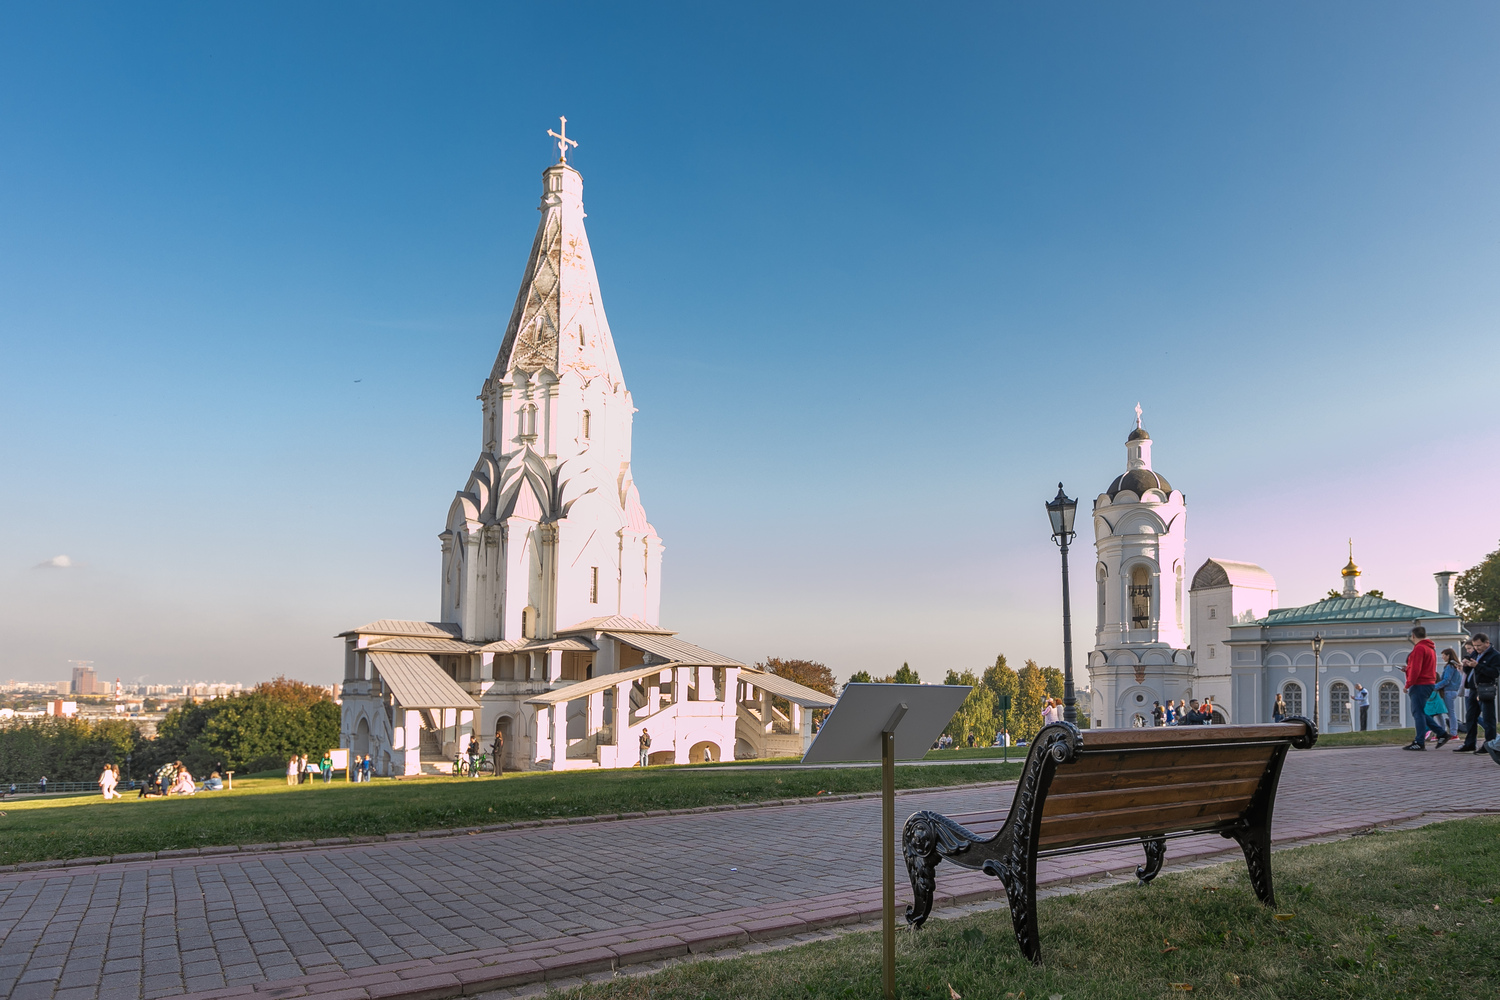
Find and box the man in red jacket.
[1402,625,1451,750]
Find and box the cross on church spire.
[1134,403,1143,429]
[548,117,578,163]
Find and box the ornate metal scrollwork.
[902,811,985,927]
[1281,715,1318,749]
[1136,836,1166,884]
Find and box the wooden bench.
[903,717,1317,963]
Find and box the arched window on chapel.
[1281,681,1303,718]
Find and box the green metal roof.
[1257,594,1434,626]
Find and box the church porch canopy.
[368,651,480,710]
[738,668,836,709]
[605,631,741,667]
[523,663,687,707]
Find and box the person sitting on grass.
[204,771,224,791]
[169,762,196,795]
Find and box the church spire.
[490,121,625,386]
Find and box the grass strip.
[554,815,1500,999]
[0,761,1019,865]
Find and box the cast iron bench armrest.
[902,717,1317,964]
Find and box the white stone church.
[338,130,832,776]
[1086,412,1468,732]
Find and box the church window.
[1378,682,1401,726]
[1096,564,1107,630]
[1129,565,1152,629]
[1208,645,1216,659]
[589,566,599,604]
[1208,607,1217,620]
[1330,681,1350,726]
[578,324,586,346]
[1281,681,1303,718]
[582,410,591,440]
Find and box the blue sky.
[2,3,1498,687]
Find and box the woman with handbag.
[1455,633,1498,753]
[1436,649,1463,736]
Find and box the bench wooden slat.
[1056,743,1277,776]
[1039,796,1254,846]
[1074,723,1307,752]
[1042,777,1261,819]
[1047,759,1269,795]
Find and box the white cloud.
[33,555,74,570]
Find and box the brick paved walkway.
[1,745,1496,1000]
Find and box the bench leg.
[982,858,1041,964]
[1136,837,1166,885]
[1232,823,1275,907]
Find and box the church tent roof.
[524,663,684,706]
[338,620,463,639]
[368,652,479,710]
[606,631,742,667]
[560,616,676,635]
[1255,594,1435,626]
[738,669,837,708]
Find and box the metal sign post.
[803,683,971,1000]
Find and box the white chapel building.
[337,130,832,775]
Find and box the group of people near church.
[1400,627,1498,754]
[1149,696,1217,727]
[133,760,220,797]
[286,753,336,784]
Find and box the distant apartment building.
[70,665,98,696]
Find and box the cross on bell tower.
[548,116,578,163]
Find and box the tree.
[1327,588,1385,600]
[0,717,147,783]
[1456,542,1500,621]
[844,670,873,691]
[1012,660,1050,743]
[1040,666,1065,700]
[941,669,996,746]
[756,658,835,697]
[146,680,340,775]
[758,658,836,727]
[981,655,1018,737]
[879,663,920,685]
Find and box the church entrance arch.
[496,716,514,770]
[687,741,719,764]
[353,717,370,757]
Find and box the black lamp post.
[1046,483,1079,725]
[1311,633,1324,731]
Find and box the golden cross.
[548,116,578,163]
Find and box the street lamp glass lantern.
[1312,634,1324,655]
[1046,483,1077,539]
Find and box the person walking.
[299,754,311,784]
[38,775,47,794]
[1455,633,1499,753]
[1401,626,1450,750]
[1436,649,1463,736]
[1151,701,1165,726]
[639,728,652,767]
[491,731,505,776]
[1273,693,1287,723]
[1165,700,1178,725]
[99,764,116,800]
[1351,684,1369,731]
[320,753,333,783]
[287,756,299,786]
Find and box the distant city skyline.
[2,4,1498,685]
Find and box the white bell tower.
[1085,407,1194,728]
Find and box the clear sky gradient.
[2,3,1498,687]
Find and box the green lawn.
[0,761,1020,866]
[555,816,1500,999]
